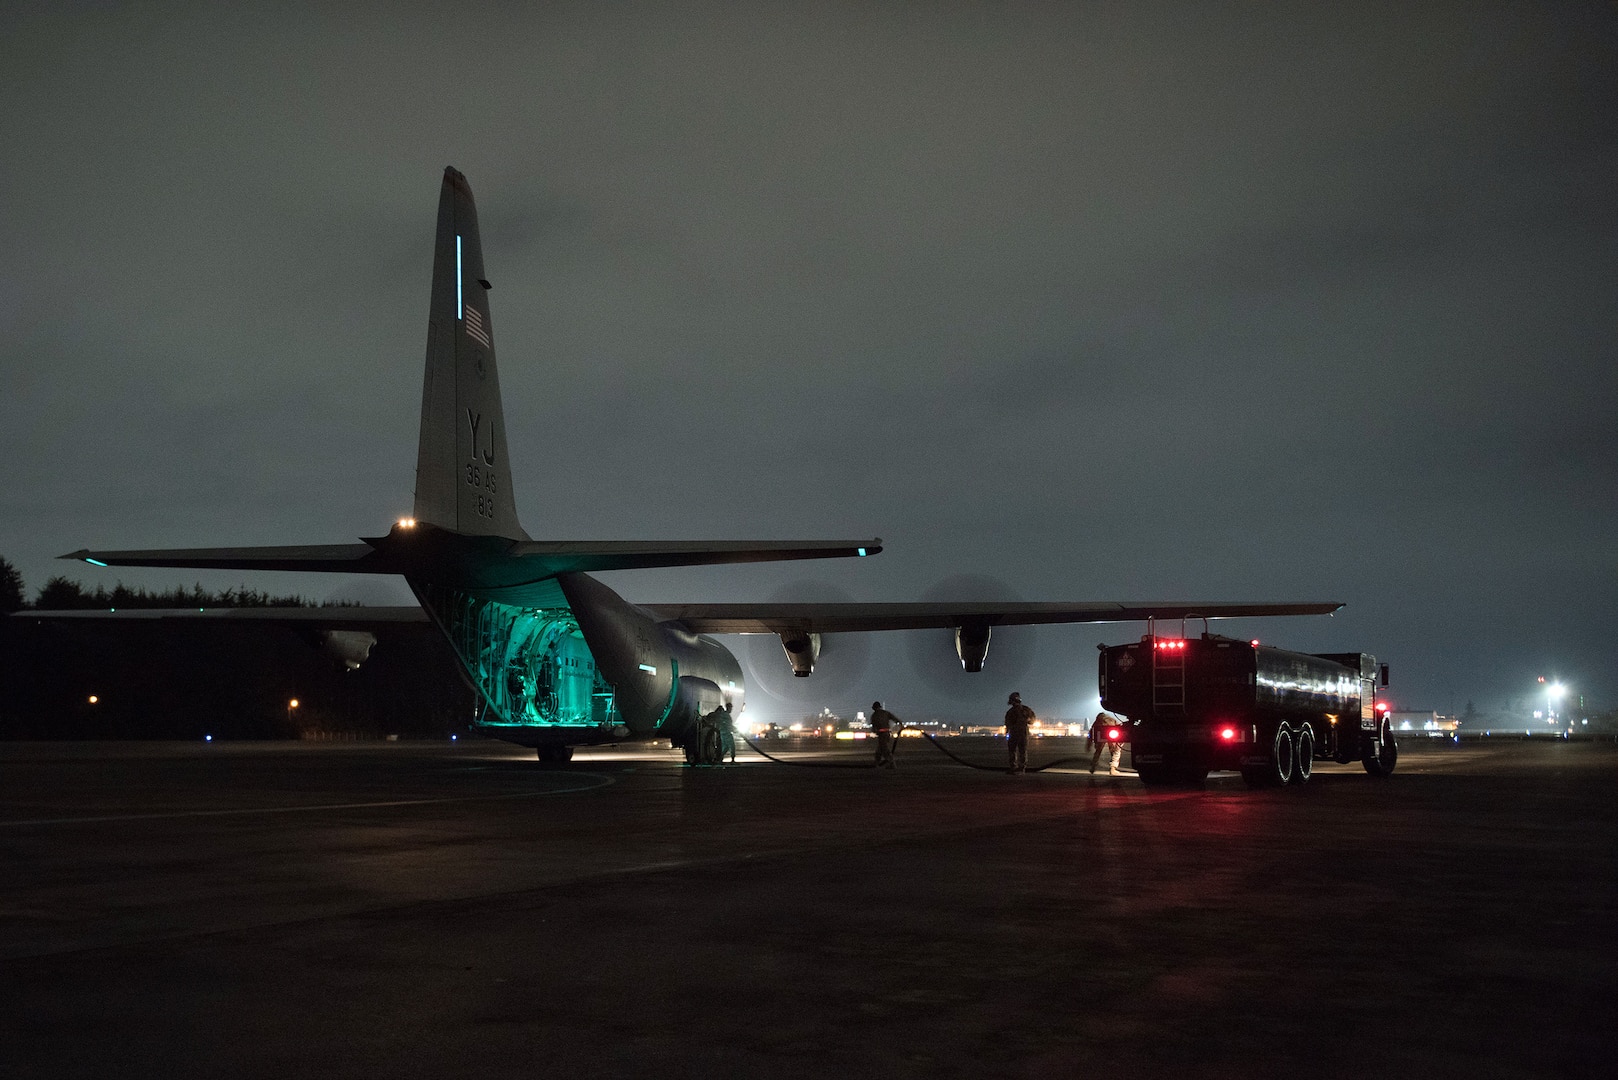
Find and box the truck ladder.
[1152,640,1186,714]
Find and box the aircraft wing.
[61,544,385,573]
[642,601,1343,634]
[17,606,429,627]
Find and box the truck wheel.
[1363,719,1398,776]
[1137,762,1206,786]
[1292,725,1314,783]
[537,744,574,763]
[1136,765,1169,786]
[1243,722,1293,788]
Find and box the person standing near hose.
[1089,710,1125,775]
[718,702,737,763]
[1004,692,1035,774]
[869,701,899,769]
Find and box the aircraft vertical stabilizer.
[413,167,526,539]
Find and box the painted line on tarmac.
[0,773,616,828]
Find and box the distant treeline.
[0,556,462,741]
[0,555,335,612]
[30,576,342,611]
[0,616,471,740]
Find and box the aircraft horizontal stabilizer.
[504,538,882,574]
[61,544,386,573]
[642,601,1343,634]
[59,536,880,590]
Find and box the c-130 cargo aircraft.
[64,168,1340,761]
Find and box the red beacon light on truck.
[1374,700,1391,714]
[1153,638,1187,651]
[1219,726,1238,741]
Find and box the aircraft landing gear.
[681,723,724,766]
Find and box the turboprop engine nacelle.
[955,623,991,673]
[779,631,821,677]
[320,630,377,671]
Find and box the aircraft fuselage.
[409,565,741,749]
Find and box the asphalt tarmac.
[1,736,1613,1079]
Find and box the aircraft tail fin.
[412,167,526,540]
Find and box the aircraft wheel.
[699,726,723,766]
[1363,719,1398,776]
[1292,725,1314,784]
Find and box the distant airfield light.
[205,735,213,742]
[450,734,458,741]
[87,695,98,704]
[1547,683,1566,701]
[289,699,300,710]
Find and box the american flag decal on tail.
[464,305,491,349]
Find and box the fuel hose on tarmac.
[738,734,885,769]
[916,731,1092,774]
[739,730,1092,774]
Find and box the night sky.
[2,2,1613,724]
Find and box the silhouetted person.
[1090,711,1124,775]
[718,702,737,763]
[870,701,899,769]
[1004,692,1035,773]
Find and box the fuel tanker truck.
[1097,633,1396,787]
